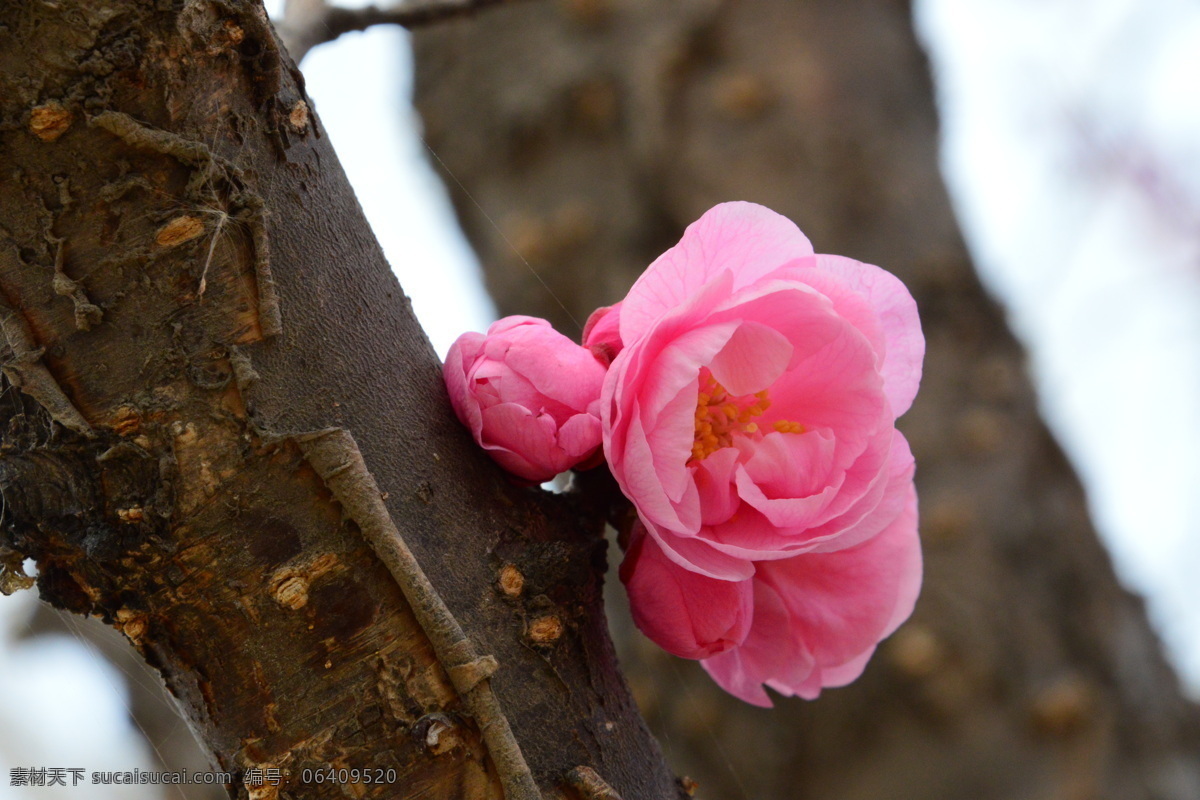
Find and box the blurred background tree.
[407,0,1200,797]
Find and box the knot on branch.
[0,432,167,612]
[446,654,499,693]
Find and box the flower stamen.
[691,369,800,461]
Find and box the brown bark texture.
[410,0,1200,798]
[0,2,683,799]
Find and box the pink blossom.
[607,201,924,703]
[444,316,607,483]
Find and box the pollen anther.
[691,369,800,462]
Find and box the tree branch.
[0,2,682,798]
[293,428,539,800]
[280,0,529,62]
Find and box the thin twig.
[280,0,529,62]
[294,428,542,800]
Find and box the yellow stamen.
[688,369,807,462]
[688,369,788,461]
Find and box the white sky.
[3,0,1199,788]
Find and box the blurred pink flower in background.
[608,202,924,705]
[443,316,607,483]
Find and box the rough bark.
[411,1,1200,798]
[0,2,682,799]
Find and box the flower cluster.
[444,202,924,706]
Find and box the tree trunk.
[0,2,681,798]
[411,1,1200,798]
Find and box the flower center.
[691,369,805,462]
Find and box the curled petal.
[621,526,753,660]
[814,254,924,416]
[583,302,624,364]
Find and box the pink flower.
[607,202,924,703]
[444,316,607,483]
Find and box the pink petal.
[473,361,557,415]
[443,332,486,439]
[487,447,549,482]
[633,321,740,423]
[648,525,756,581]
[486,315,547,336]
[621,527,753,659]
[737,422,893,548]
[618,413,697,533]
[601,273,737,473]
[703,281,840,374]
[805,429,915,553]
[796,647,876,697]
[638,322,741,502]
[769,263,887,368]
[814,254,924,416]
[646,381,700,504]
[701,579,815,707]
[583,302,624,364]
[486,318,607,412]
[707,321,793,396]
[693,447,741,527]
[878,488,923,639]
[764,320,888,462]
[728,428,897,550]
[479,403,564,481]
[758,480,921,673]
[740,429,840,507]
[620,203,813,343]
[703,480,920,704]
[599,347,637,465]
[703,505,824,561]
[556,412,603,462]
